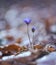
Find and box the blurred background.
[0,0,56,46]
[0,0,56,29]
[0,1,56,65]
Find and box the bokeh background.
[0,0,56,29]
[0,0,56,46]
[0,1,56,65]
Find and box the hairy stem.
[32,33,34,49]
[27,25,32,48]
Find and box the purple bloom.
[24,18,31,25]
[32,27,36,32]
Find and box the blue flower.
[32,27,36,32]
[24,18,31,25]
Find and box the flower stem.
[27,25,32,49]
[32,33,34,49]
